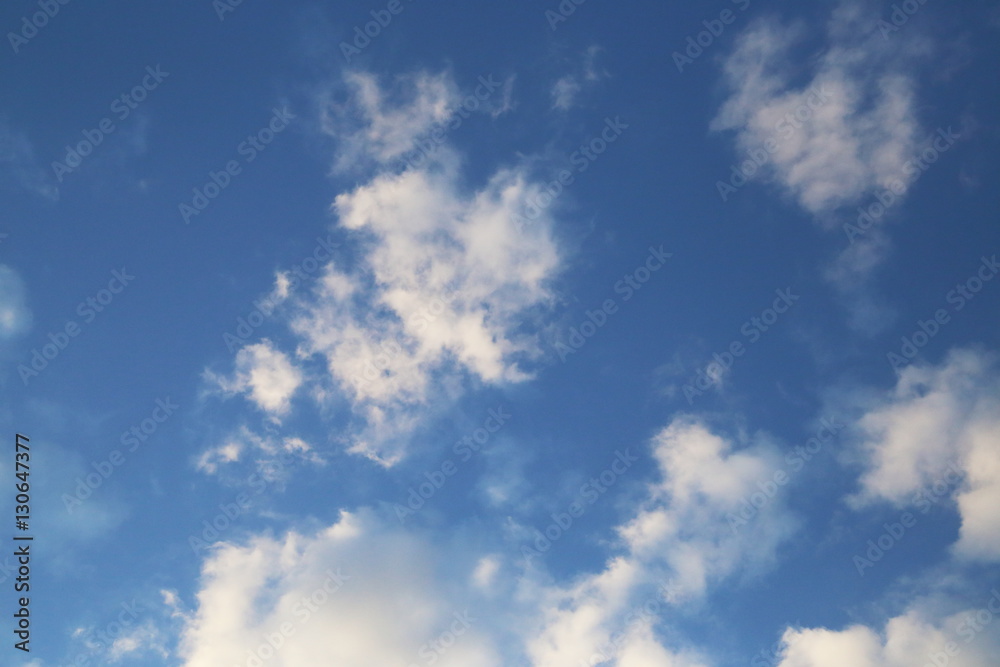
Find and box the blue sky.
[1,0,1000,665]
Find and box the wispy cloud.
[0,264,31,339]
[550,45,607,111]
[0,117,58,200]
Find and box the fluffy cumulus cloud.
[174,418,804,667]
[774,601,1000,667]
[526,557,647,666]
[618,417,799,600]
[711,2,924,220]
[850,347,1000,561]
[175,512,713,667]
[206,70,562,466]
[0,264,31,339]
[524,418,798,666]
[210,340,304,418]
[177,511,501,667]
[614,622,710,667]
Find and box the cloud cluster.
[767,347,1000,666]
[177,511,500,667]
[176,418,797,667]
[525,418,797,665]
[851,348,1000,562]
[179,362,1000,666]
[206,68,565,465]
[775,601,1000,667]
[711,5,924,220]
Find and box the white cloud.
[619,418,799,600]
[175,417,819,667]
[775,603,1000,667]
[850,347,1000,561]
[177,511,500,667]
[711,5,923,221]
[526,557,646,667]
[490,75,517,118]
[210,340,303,418]
[196,439,244,475]
[550,45,607,111]
[551,77,582,111]
[472,556,500,590]
[322,70,458,172]
[108,619,169,662]
[614,621,710,667]
[0,264,31,339]
[196,425,322,479]
[290,159,560,463]
[268,69,564,465]
[525,418,799,666]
